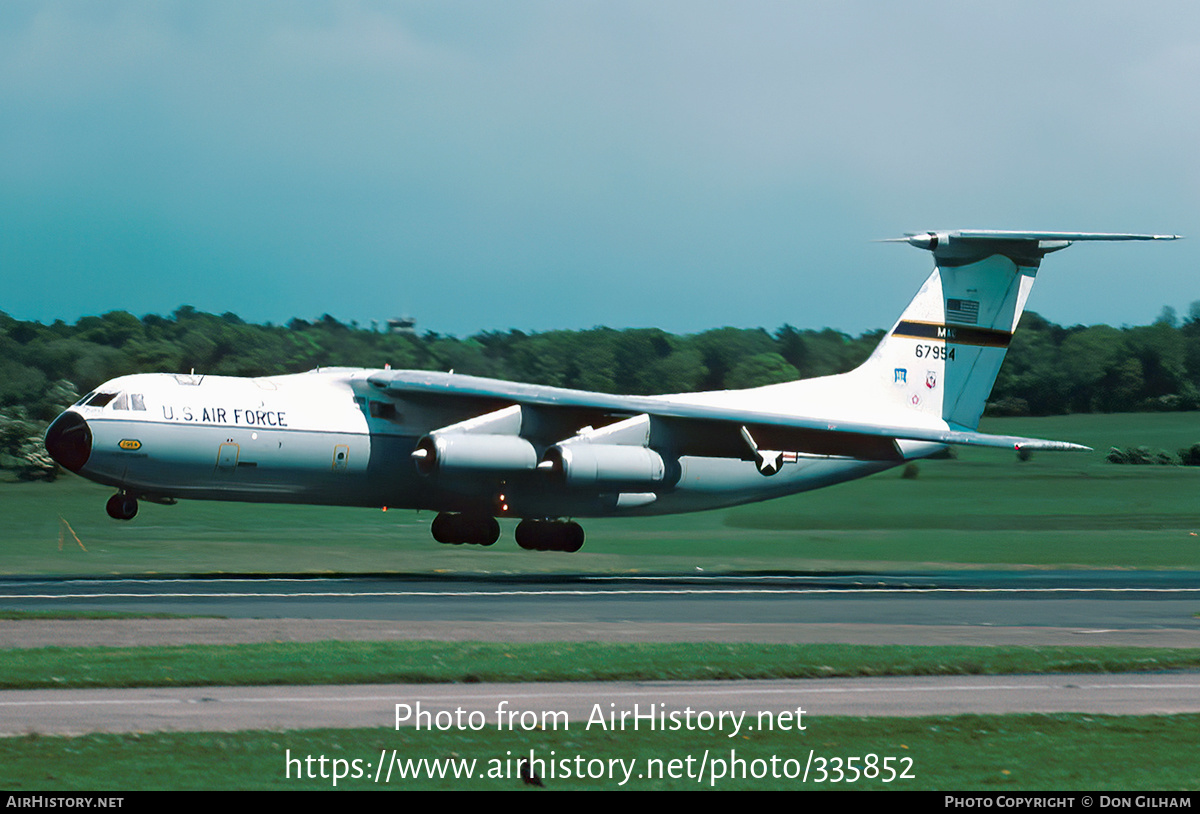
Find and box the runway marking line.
[7,586,1200,600]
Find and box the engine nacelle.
[543,443,665,487]
[412,433,537,476]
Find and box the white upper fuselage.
[56,367,910,517]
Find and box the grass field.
[5,412,1200,574]
[6,641,1200,690]
[3,715,1197,790]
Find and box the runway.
[2,573,1200,648]
[7,571,1200,633]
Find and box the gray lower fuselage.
[62,412,899,520]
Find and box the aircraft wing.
[365,369,1089,456]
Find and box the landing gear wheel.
[105,493,138,521]
[431,512,460,544]
[431,512,501,546]
[561,521,584,553]
[515,519,585,552]
[515,520,539,550]
[479,516,500,546]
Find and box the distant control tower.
[387,315,416,335]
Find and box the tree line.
[3,304,1200,477]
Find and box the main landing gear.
[515,519,584,553]
[105,492,138,521]
[431,512,500,546]
[429,513,585,552]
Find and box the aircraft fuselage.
[47,369,897,523]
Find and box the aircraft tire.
[105,493,138,521]
[431,512,458,544]
[432,512,501,546]
[514,519,539,550]
[562,521,585,553]
[515,519,584,552]
[478,517,500,546]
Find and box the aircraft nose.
[45,411,92,472]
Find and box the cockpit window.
[74,391,96,406]
[84,392,117,408]
[109,393,147,411]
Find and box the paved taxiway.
[4,674,1200,736]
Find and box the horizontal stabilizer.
[886,230,1182,246]
[884,231,1181,263]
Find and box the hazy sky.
[1,1,1196,337]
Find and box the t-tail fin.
[854,231,1180,431]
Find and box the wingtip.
[1014,441,1092,453]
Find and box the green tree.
[725,353,801,389]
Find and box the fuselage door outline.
[333,444,350,472]
[217,442,240,471]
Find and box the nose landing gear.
[105,493,139,521]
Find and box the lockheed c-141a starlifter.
[45,230,1179,552]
